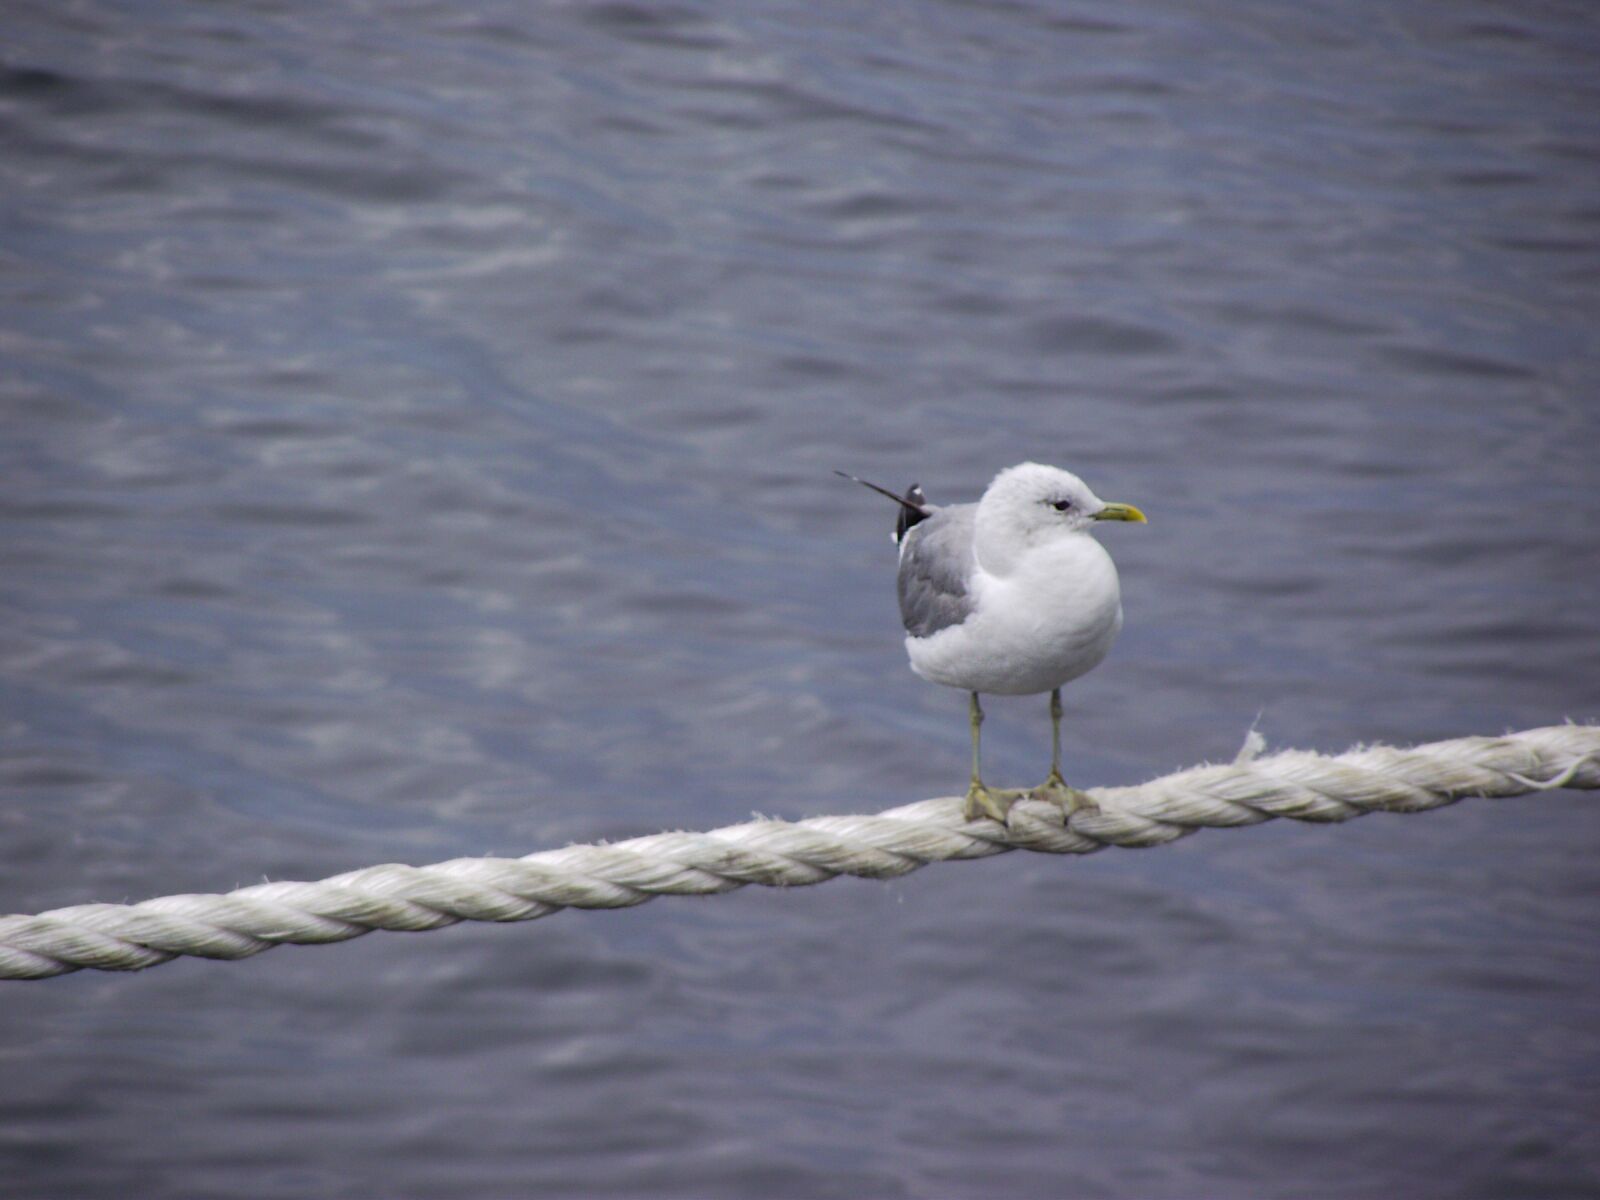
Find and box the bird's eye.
[1050,499,1072,512]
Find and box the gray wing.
[896,503,977,638]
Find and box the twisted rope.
[3,724,1595,980]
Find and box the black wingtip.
[896,484,929,544]
[834,471,932,542]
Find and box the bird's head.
[975,462,1146,567]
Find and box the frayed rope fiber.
[3,724,1595,980]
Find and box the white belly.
[904,534,1123,696]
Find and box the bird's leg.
[963,692,1020,823]
[1046,687,1064,786]
[1032,688,1097,817]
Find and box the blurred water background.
[3,2,1598,1196]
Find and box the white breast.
[905,532,1123,696]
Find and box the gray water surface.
[3,2,1599,1197]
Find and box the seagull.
[839,463,1146,823]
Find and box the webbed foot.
[963,781,1027,823]
[1030,770,1099,817]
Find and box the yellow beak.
[1093,502,1147,524]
